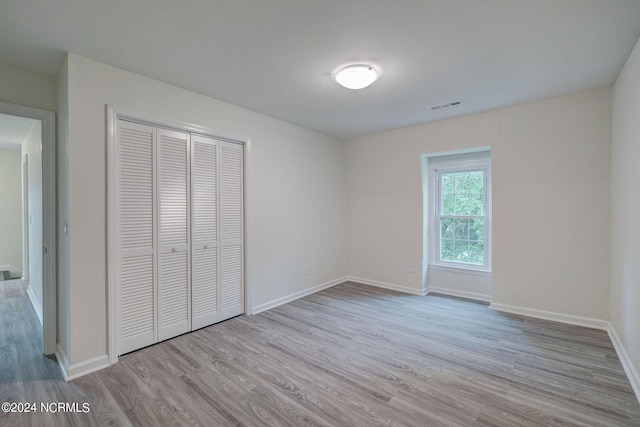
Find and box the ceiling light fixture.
[332,64,380,90]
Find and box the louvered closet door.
[117,120,156,355]
[191,135,219,330]
[157,128,191,341]
[219,141,244,320]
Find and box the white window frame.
[429,156,491,273]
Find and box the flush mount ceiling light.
[332,64,380,90]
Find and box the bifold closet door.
[115,121,243,356]
[116,120,156,355]
[157,128,191,341]
[191,135,219,330]
[220,141,244,320]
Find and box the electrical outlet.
[303,264,309,275]
[409,264,415,273]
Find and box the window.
[428,154,491,272]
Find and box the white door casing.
[0,101,56,356]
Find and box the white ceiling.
[1,0,639,139]
[0,113,37,151]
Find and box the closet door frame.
[107,106,251,364]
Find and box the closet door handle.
[203,245,208,249]
[171,248,177,253]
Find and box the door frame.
[107,105,251,364]
[22,154,29,283]
[0,101,57,355]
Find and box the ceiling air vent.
[429,100,463,111]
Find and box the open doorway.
[0,114,43,318]
[0,102,56,355]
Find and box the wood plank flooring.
[1,279,639,426]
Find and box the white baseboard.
[55,343,109,381]
[489,302,609,330]
[346,276,427,296]
[489,302,639,403]
[607,324,640,404]
[426,286,491,303]
[67,355,110,381]
[55,343,70,380]
[26,285,43,325]
[251,276,348,315]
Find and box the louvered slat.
[191,247,218,329]
[221,245,243,318]
[191,135,219,329]
[219,141,243,320]
[158,250,189,341]
[192,138,217,245]
[220,143,243,242]
[117,120,155,355]
[159,130,188,247]
[158,128,190,341]
[120,254,154,340]
[120,125,153,250]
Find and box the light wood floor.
[1,279,639,426]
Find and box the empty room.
[1,1,640,426]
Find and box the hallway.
[0,279,129,426]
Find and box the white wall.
[55,50,619,375]
[346,87,611,319]
[0,149,22,273]
[0,61,56,112]
[21,121,43,308]
[62,53,347,366]
[611,35,640,387]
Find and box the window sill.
[429,263,492,278]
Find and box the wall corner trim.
[346,276,428,296]
[55,343,70,380]
[250,276,348,315]
[607,323,640,404]
[55,345,109,381]
[26,286,43,325]
[66,355,110,381]
[426,286,491,303]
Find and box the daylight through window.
[438,169,486,265]
[429,153,491,271]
